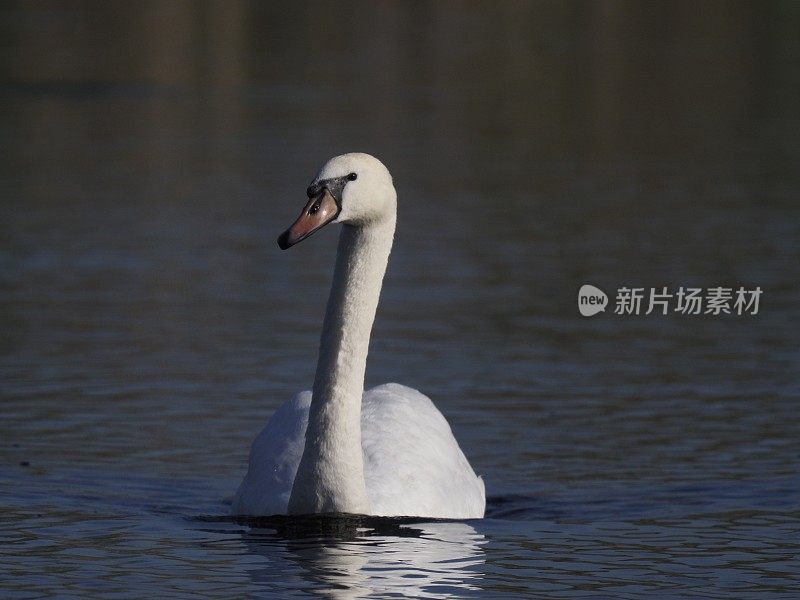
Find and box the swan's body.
[232,153,485,519]
[232,384,485,517]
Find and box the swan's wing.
[232,384,485,518]
[231,391,311,516]
[361,383,485,519]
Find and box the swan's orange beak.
[277,189,340,250]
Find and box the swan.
[232,153,485,519]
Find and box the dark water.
[1,1,799,598]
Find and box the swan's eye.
[347,172,357,181]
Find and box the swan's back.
[232,384,485,518]
[232,391,310,516]
[361,384,485,518]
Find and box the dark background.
[1,2,798,598]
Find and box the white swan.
[232,153,485,519]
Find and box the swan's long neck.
[288,213,396,514]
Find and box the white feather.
[232,383,485,518]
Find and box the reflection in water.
[239,517,485,598]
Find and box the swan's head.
[278,153,396,249]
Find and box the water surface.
[1,2,799,598]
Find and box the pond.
[1,2,798,598]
